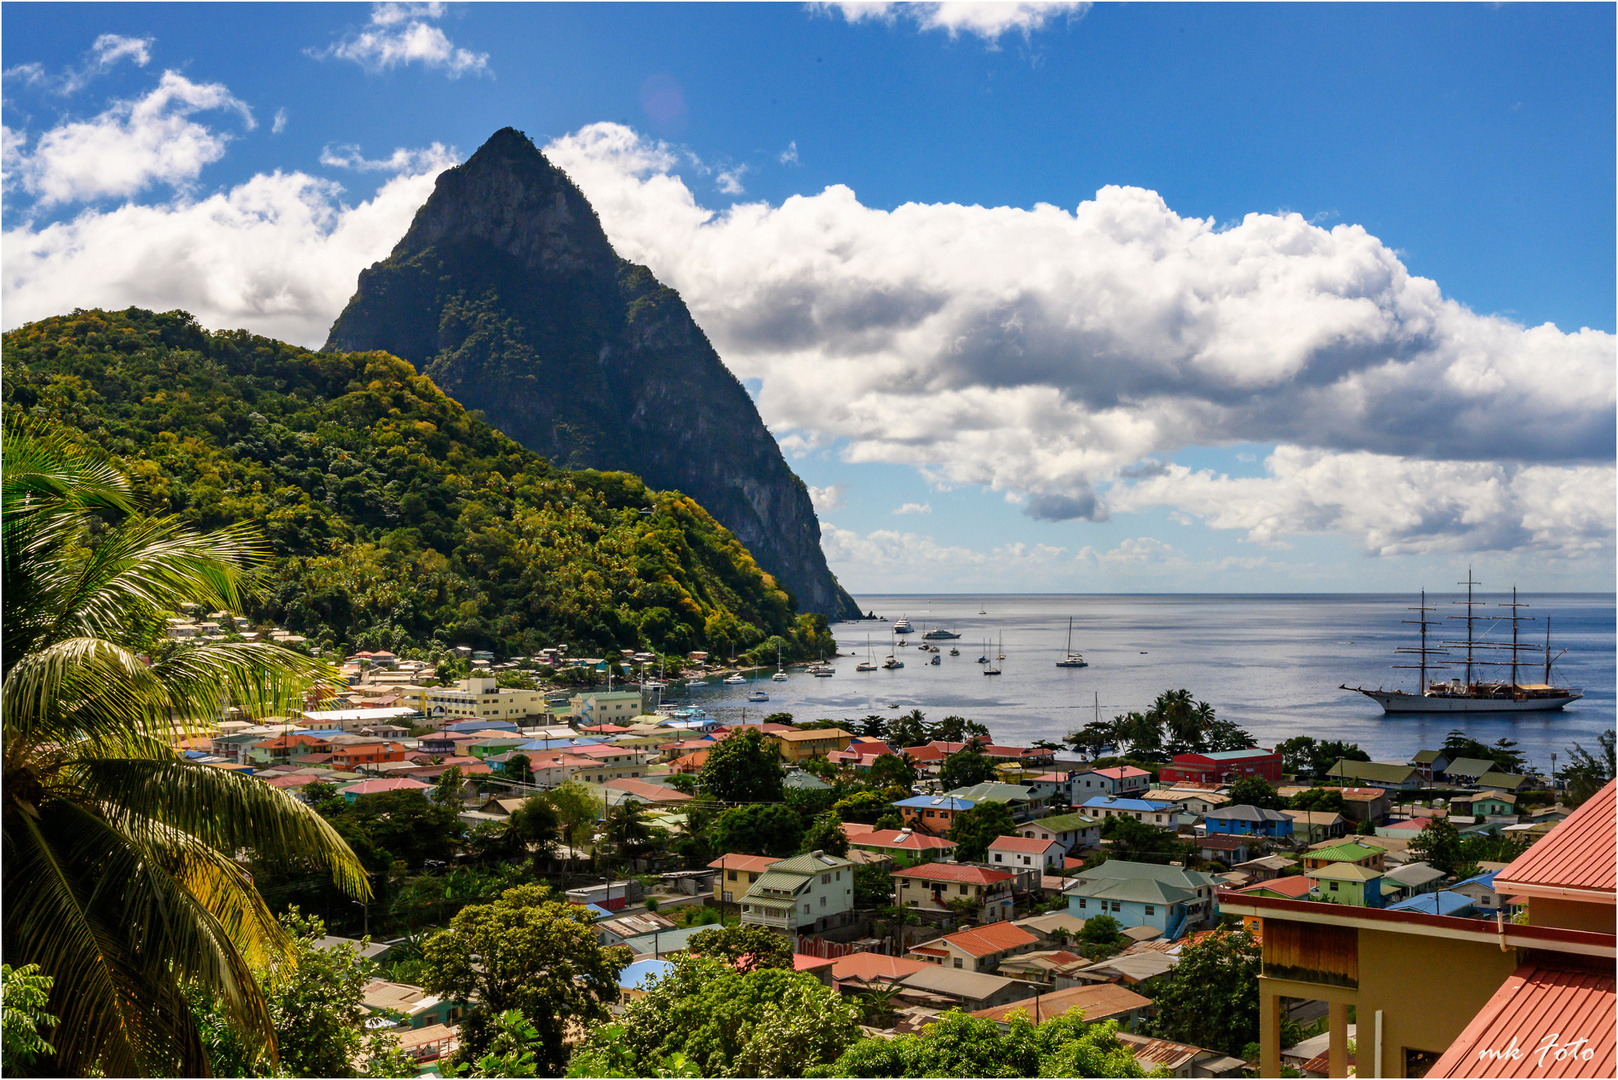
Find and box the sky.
[4,2,1614,595]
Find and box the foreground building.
[1224,779,1616,1078]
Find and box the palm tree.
[602,799,656,866]
[859,982,904,1027]
[2,420,368,1075]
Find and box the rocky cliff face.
[325,128,860,619]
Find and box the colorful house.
[1064,860,1222,937]
[1160,748,1282,785]
[894,794,976,834]
[988,835,1065,873]
[907,921,1040,973]
[1204,804,1294,838]
[1305,863,1389,908]
[892,862,1016,922]
[1080,795,1179,829]
[1070,766,1153,797]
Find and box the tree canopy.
[812,1007,1148,1078]
[701,727,786,803]
[946,801,1017,864]
[421,884,630,1076]
[568,955,860,1078]
[1139,928,1263,1056]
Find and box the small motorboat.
[748,688,769,702]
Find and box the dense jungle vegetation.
[2,307,833,661]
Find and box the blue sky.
[4,2,1614,593]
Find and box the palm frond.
[73,755,371,899]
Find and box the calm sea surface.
[679,593,1614,774]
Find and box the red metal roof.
[892,862,1014,885]
[1495,780,1616,900]
[829,952,930,983]
[989,835,1061,853]
[851,828,958,851]
[1428,964,1616,1078]
[708,853,779,874]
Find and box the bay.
[679,593,1614,774]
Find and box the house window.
[821,896,828,907]
[822,874,831,885]
[1145,905,1155,915]
[1329,882,1340,892]
[803,904,811,914]
[1078,898,1087,909]
[959,884,969,895]
[953,958,963,969]
[1111,902,1121,913]
[993,854,1002,862]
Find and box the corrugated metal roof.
[969,982,1151,1023]
[932,921,1039,958]
[1494,780,1616,898]
[893,862,1015,885]
[1428,964,1616,1078]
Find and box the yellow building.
[1224,779,1616,1078]
[765,727,854,762]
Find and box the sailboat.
[1056,617,1088,668]
[723,646,746,684]
[976,638,990,664]
[882,653,904,670]
[1341,576,1582,713]
[772,643,788,681]
[856,635,877,672]
[949,646,960,656]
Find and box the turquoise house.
[1063,860,1222,939]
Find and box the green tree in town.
[700,726,787,803]
[1076,914,1130,958]
[866,751,918,791]
[500,753,534,786]
[1100,814,1190,862]
[883,709,929,751]
[830,789,892,825]
[813,1007,1147,1077]
[546,780,600,851]
[422,884,631,1077]
[510,793,562,859]
[261,909,416,1079]
[1558,730,1615,806]
[1139,928,1263,1056]
[938,742,997,791]
[1,964,56,1074]
[1227,777,1284,811]
[1288,787,1347,813]
[688,924,795,972]
[928,715,989,743]
[1203,715,1256,753]
[568,954,860,1078]
[1065,719,1118,759]
[434,765,468,806]
[442,1009,543,1079]
[1,420,367,1075]
[711,803,806,857]
[1409,816,1468,876]
[603,800,658,866]
[800,811,851,857]
[854,862,896,908]
[947,800,1017,863]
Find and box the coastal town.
[165,626,1616,1079]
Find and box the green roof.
[1475,771,1529,791]
[1411,750,1443,764]
[1441,757,1497,779]
[1069,877,1200,905]
[744,871,809,898]
[1033,812,1099,832]
[1328,760,1420,784]
[946,782,1036,803]
[1311,842,1383,863]
[761,851,858,875]
[1307,863,1384,882]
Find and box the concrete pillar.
[1259,981,1283,1078]
[1329,1000,1351,1078]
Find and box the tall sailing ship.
[1342,574,1582,713]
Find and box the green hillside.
[1,307,834,662]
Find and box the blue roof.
[617,958,676,989]
[1454,870,1500,891]
[893,795,975,810]
[447,720,518,732]
[583,903,614,921]
[1082,796,1175,812]
[1386,890,1476,916]
[1199,749,1273,761]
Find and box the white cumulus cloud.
[821,2,1089,42]
[320,141,458,174]
[7,71,253,206]
[541,122,1615,560]
[315,2,489,78]
[808,484,846,512]
[3,164,452,346]
[893,502,932,515]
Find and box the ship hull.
[1349,687,1581,714]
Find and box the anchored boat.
[1342,574,1582,713]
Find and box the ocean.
[675,593,1615,774]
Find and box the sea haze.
[679,593,1614,773]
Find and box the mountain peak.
[394,127,615,279]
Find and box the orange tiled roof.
[1427,963,1616,1078]
[892,863,1015,886]
[708,853,780,874]
[989,835,1061,853]
[1495,780,1617,899]
[935,921,1039,958]
[829,952,930,983]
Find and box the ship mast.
[1499,586,1531,688]
[1395,589,1448,692]
[1448,569,1482,687]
